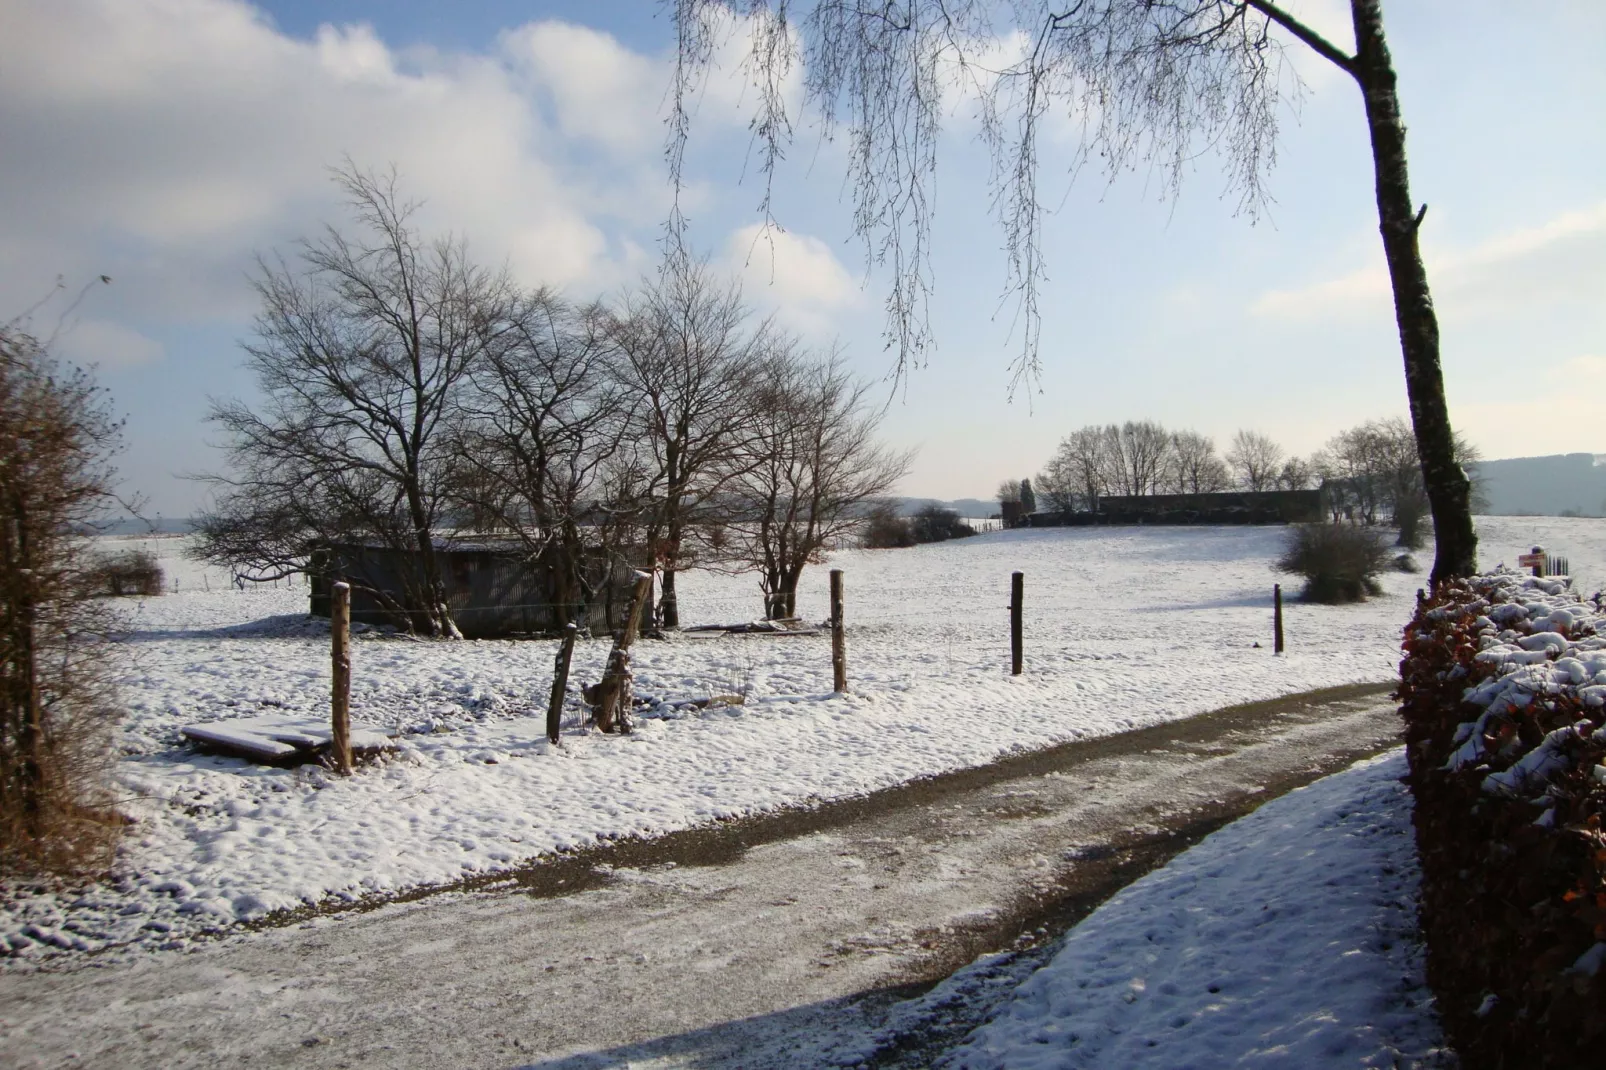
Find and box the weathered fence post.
[830,569,847,693]
[1010,571,1024,676]
[1273,583,1285,655]
[547,622,577,745]
[330,581,353,775]
[589,571,652,733]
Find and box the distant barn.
[1031,489,1324,527]
[308,540,640,639]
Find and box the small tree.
[1226,430,1286,492]
[1103,421,1171,497]
[607,259,767,627]
[1,327,125,874]
[1039,425,1110,515]
[447,289,627,629]
[1278,456,1316,492]
[1018,478,1037,515]
[1168,430,1232,494]
[724,350,911,618]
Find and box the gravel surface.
[0,683,1400,1069]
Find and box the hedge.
[1399,570,1606,1068]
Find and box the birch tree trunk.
[1350,0,1476,584]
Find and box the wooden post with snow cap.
[830,569,847,693]
[1273,584,1285,655]
[1010,571,1024,676]
[330,581,353,775]
[547,622,577,745]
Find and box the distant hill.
[893,497,998,519]
[1471,454,1606,517]
[98,517,197,535]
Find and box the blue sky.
[1,1,1601,518]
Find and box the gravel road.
[0,682,1400,1069]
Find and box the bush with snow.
[1399,569,1606,1068]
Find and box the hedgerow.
[1399,570,1606,1069]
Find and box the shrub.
[1399,573,1606,1068]
[1391,552,1419,573]
[1,327,126,876]
[1275,522,1389,603]
[862,503,915,548]
[910,504,974,544]
[88,550,164,596]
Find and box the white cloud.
[500,21,665,153]
[0,0,699,334]
[722,222,861,337]
[1249,201,1606,322]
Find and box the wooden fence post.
[547,622,577,745]
[1273,583,1285,656]
[830,569,847,693]
[330,581,353,774]
[1010,571,1024,676]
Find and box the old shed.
[308,540,640,639]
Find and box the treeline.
[195,168,909,633]
[1029,418,1480,546]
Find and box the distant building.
[308,540,640,639]
[1030,489,1323,527]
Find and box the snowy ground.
[837,752,1450,1070]
[3,517,1602,962]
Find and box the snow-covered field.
[4,516,1603,961]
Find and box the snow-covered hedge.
[1399,570,1606,1069]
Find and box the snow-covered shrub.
[1399,571,1606,1068]
[1276,522,1389,603]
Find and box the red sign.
[1517,553,1544,568]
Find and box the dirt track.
[0,682,1400,1069]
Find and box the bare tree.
[1,326,124,874]
[1168,430,1232,494]
[671,0,1478,582]
[723,350,912,619]
[196,166,511,637]
[1039,425,1110,514]
[1226,429,1285,492]
[996,479,1022,506]
[1315,422,1389,525]
[447,290,627,629]
[1317,416,1481,548]
[607,260,766,628]
[1278,455,1316,491]
[1104,421,1171,497]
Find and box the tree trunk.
[660,565,679,629]
[405,476,460,639]
[1350,0,1476,584]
